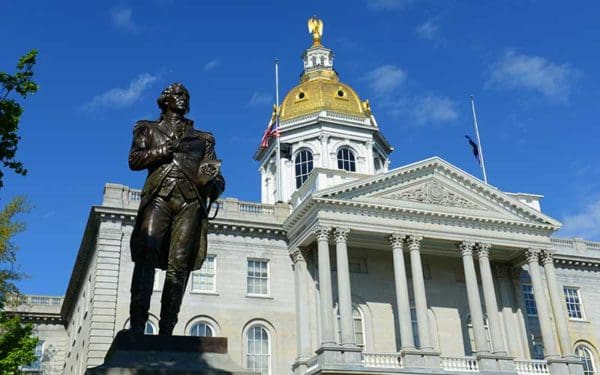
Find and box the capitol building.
[13,18,600,375]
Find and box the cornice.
[285,196,556,237]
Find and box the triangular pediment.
[312,157,561,229]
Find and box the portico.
[286,157,584,375]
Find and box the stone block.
[85,331,258,375]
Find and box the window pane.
[247,260,269,295]
[191,255,216,292]
[295,150,313,188]
[522,284,538,316]
[576,346,597,375]
[247,326,270,374]
[190,322,214,337]
[337,147,356,172]
[564,287,584,320]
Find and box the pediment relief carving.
[379,182,484,210]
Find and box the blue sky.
[2,1,600,295]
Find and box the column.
[407,234,433,350]
[541,250,574,358]
[291,248,312,360]
[459,241,489,354]
[525,249,559,359]
[334,228,355,347]
[477,243,506,354]
[494,264,523,357]
[315,225,336,346]
[389,233,415,350]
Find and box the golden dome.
[279,17,371,122]
[280,74,369,121]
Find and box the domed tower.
[254,17,394,205]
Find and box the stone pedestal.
[547,357,584,375]
[476,353,516,373]
[315,344,363,366]
[85,331,258,375]
[400,349,441,369]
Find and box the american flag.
[259,112,280,149]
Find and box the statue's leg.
[129,196,171,335]
[160,193,202,336]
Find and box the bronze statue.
[128,83,225,336]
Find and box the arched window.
[337,147,356,172]
[295,149,313,188]
[247,325,270,374]
[145,321,157,335]
[189,322,215,337]
[352,307,365,347]
[576,345,597,375]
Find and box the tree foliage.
[0,50,39,189]
[0,312,38,375]
[0,196,29,308]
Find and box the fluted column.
[389,233,415,350]
[459,241,489,354]
[315,225,336,345]
[334,227,355,347]
[525,249,559,359]
[541,250,574,358]
[494,264,523,357]
[476,243,506,354]
[291,248,312,360]
[407,234,432,350]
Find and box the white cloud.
[487,50,580,102]
[380,94,458,125]
[203,59,220,71]
[364,65,406,94]
[248,92,273,106]
[110,7,139,33]
[410,94,459,124]
[561,198,600,240]
[83,73,158,110]
[367,0,416,11]
[416,19,442,43]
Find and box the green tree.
[0,197,38,374]
[0,50,40,374]
[0,49,39,189]
[0,312,38,374]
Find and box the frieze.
[385,182,482,210]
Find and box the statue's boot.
[159,268,189,335]
[129,262,155,335]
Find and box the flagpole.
[275,58,282,202]
[470,95,488,184]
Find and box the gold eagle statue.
[307,16,324,46]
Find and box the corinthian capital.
[314,225,331,241]
[290,248,306,264]
[458,241,476,257]
[525,248,540,264]
[477,242,491,258]
[333,228,350,243]
[406,234,423,251]
[540,249,555,265]
[388,232,406,249]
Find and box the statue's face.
[164,84,190,114]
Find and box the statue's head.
[157,83,190,115]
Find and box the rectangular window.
[564,286,585,320]
[191,255,217,293]
[522,284,538,316]
[247,259,269,296]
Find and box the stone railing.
[551,237,600,258]
[362,352,403,369]
[102,184,290,222]
[440,356,479,372]
[26,295,64,306]
[515,359,549,375]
